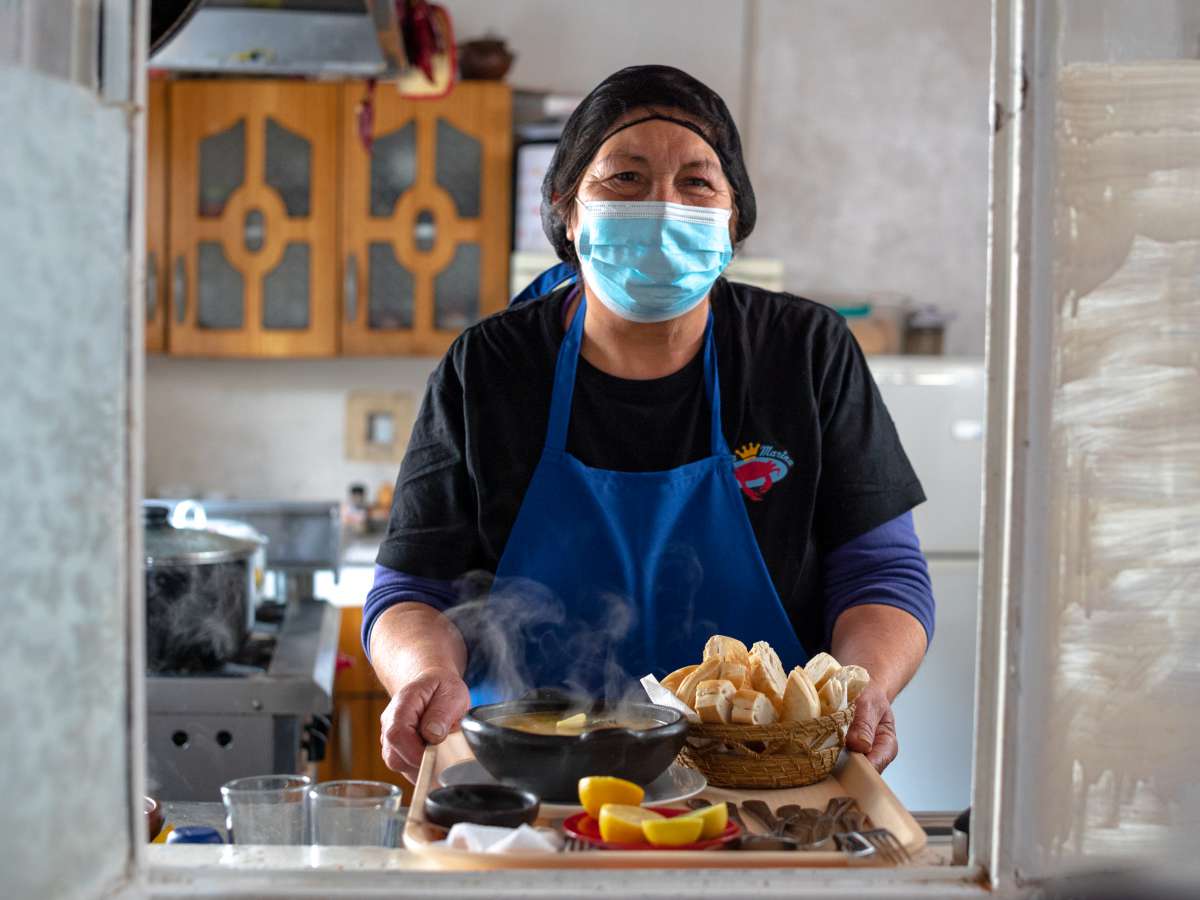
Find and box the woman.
[365,66,933,780]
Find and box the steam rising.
[145,560,248,673]
[446,541,716,708]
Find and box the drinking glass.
[308,780,404,847]
[220,774,311,845]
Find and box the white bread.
[674,656,720,708]
[803,652,842,692]
[818,675,848,716]
[661,664,698,694]
[694,679,736,724]
[834,664,870,703]
[781,666,822,723]
[719,660,751,689]
[749,641,788,710]
[702,635,751,670]
[730,689,778,725]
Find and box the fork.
[862,828,911,864]
[561,835,595,853]
[835,829,911,865]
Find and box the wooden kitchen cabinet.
[145,79,168,353]
[316,605,414,803]
[340,81,512,356]
[166,80,340,357]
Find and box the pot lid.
[144,503,260,566]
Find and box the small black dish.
[424,783,540,830]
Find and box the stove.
[144,498,344,801]
[147,596,339,801]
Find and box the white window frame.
[107,0,1052,895]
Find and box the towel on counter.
[441,823,562,853]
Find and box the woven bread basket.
[677,705,855,789]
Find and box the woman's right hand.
[379,666,471,782]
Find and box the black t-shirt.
[377,278,925,655]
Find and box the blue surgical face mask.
[573,199,733,323]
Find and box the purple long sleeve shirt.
[361,511,934,663]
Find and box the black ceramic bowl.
[460,698,688,803]
[424,784,540,830]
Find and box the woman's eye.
[685,177,714,189]
[612,171,640,183]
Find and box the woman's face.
[565,107,735,243]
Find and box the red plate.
[562,806,741,851]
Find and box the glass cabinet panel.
[435,119,481,217]
[434,242,480,330]
[370,123,417,217]
[264,117,312,217]
[196,242,244,329]
[197,119,245,218]
[368,241,414,329]
[262,243,311,329]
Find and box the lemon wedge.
[680,802,728,839]
[598,804,661,844]
[642,815,705,847]
[577,775,645,819]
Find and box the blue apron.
[469,287,808,704]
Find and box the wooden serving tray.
[403,732,925,870]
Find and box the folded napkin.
[441,823,562,854]
[641,674,701,724]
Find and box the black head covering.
[541,65,756,267]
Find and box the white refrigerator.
[869,356,985,814]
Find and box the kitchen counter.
[341,535,383,568]
[316,538,382,607]
[152,802,952,868]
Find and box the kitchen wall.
[145,356,437,501]
[146,1,991,502]
[747,0,991,356]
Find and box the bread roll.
[803,652,842,691]
[702,635,751,670]
[674,656,720,708]
[719,660,750,689]
[694,679,735,724]
[749,641,787,709]
[781,666,821,723]
[818,675,848,716]
[834,664,870,703]
[661,664,698,694]
[730,689,778,725]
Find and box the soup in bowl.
[460,697,688,802]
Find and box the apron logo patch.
[733,442,793,502]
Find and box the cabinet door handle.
[173,256,187,324]
[146,251,159,323]
[345,253,358,324]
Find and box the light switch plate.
[345,390,416,463]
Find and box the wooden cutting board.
[403,732,925,870]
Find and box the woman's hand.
[829,604,927,773]
[379,666,470,782]
[845,682,899,772]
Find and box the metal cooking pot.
[144,503,260,673]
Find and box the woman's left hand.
[845,682,898,772]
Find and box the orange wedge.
[642,815,705,847]
[598,804,661,844]
[578,776,644,820]
[680,803,728,839]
